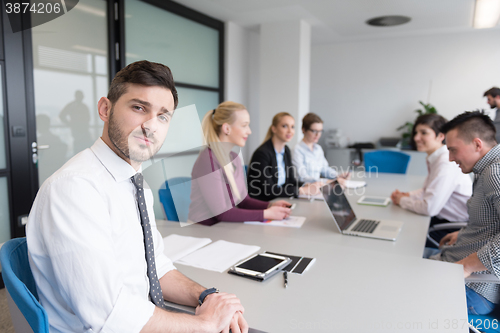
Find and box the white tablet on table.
[357,196,391,207]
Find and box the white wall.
[310,29,500,144]
[246,30,261,163]
[225,21,256,164]
[259,20,310,148]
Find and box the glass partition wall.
[31,0,109,185]
[0,63,10,245]
[125,0,223,120]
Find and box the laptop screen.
[321,181,357,231]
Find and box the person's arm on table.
[457,253,487,278]
[462,232,500,279]
[139,270,248,333]
[398,165,458,216]
[391,189,410,205]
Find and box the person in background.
[425,111,500,315]
[484,87,500,143]
[391,114,472,245]
[293,112,350,184]
[188,101,291,226]
[247,112,320,201]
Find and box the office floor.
[0,288,15,333]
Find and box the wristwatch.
[198,287,219,306]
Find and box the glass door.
[0,62,10,246]
[31,0,109,185]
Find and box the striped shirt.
[440,144,500,303]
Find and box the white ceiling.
[172,0,500,44]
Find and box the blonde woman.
[247,112,321,201]
[188,102,291,226]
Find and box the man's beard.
[108,108,161,162]
[491,101,497,109]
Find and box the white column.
[259,20,311,146]
[224,21,249,107]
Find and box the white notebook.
[162,234,212,262]
[176,240,260,273]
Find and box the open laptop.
[321,181,403,241]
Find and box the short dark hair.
[302,113,323,131]
[414,114,448,136]
[107,60,178,109]
[411,114,448,148]
[440,111,497,145]
[483,87,500,98]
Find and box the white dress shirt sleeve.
[318,146,338,179]
[408,188,424,199]
[399,163,458,217]
[293,144,315,183]
[33,176,155,333]
[149,216,176,279]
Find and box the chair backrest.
[363,150,411,174]
[0,237,49,333]
[158,177,192,222]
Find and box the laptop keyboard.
[352,219,380,233]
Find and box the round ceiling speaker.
[366,15,411,27]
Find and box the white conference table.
[156,174,468,332]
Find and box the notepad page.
[176,240,260,273]
[163,234,212,262]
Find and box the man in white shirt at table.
[27,61,248,333]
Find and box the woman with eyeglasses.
[247,112,321,201]
[293,113,349,184]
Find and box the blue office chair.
[158,177,192,222]
[363,150,411,174]
[0,237,49,333]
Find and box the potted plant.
[397,101,438,150]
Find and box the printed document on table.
[298,193,324,200]
[244,216,306,228]
[344,180,366,188]
[176,240,260,273]
[163,234,212,262]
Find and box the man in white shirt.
[27,61,248,333]
[484,87,500,143]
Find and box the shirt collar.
[427,145,447,165]
[299,140,315,152]
[472,144,500,175]
[274,147,285,155]
[90,138,141,183]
